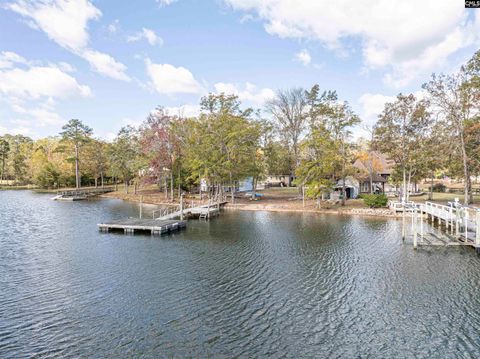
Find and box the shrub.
[362,194,388,208]
[431,183,446,193]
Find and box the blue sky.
[0,0,479,139]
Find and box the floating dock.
[98,219,186,235]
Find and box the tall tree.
[326,102,361,205]
[139,107,177,200]
[185,93,262,202]
[83,139,109,188]
[266,88,307,174]
[423,69,477,204]
[0,137,10,181]
[60,119,93,189]
[6,135,32,184]
[296,124,338,208]
[109,126,140,193]
[374,94,430,202]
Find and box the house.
[333,177,360,199]
[265,175,296,187]
[352,151,394,195]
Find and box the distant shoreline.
[100,191,400,219]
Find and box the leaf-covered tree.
[0,137,10,181]
[374,94,430,202]
[60,119,93,189]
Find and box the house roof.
[357,173,387,183]
[353,151,394,176]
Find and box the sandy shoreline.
[100,191,401,219]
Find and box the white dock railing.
[405,201,480,250]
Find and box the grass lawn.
[410,192,480,205]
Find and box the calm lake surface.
[1,191,480,358]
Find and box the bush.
[431,183,446,193]
[362,194,388,208]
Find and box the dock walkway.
[390,200,480,251]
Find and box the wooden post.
[180,193,184,221]
[413,207,418,249]
[402,203,406,241]
[208,197,211,220]
[140,195,143,219]
[465,210,469,242]
[302,185,305,208]
[476,210,480,247]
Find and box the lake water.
[1,191,480,358]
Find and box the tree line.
[1,50,480,205]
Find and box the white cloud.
[11,101,64,126]
[5,0,101,51]
[107,19,120,34]
[214,82,275,105]
[0,64,91,99]
[127,28,163,46]
[0,51,30,69]
[224,0,480,86]
[6,0,130,81]
[294,49,311,66]
[145,59,202,95]
[0,52,91,137]
[156,0,177,6]
[358,93,396,126]
[81,49,130,81]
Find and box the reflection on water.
[1,191,480,358]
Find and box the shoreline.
[224,203,401,218]
[100,192,401,219]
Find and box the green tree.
[185,93,262,202]
[374,94,430,202]
[109,126,140,193]
[83,139,109,188]
[0,137,10,181]
[60,119,93,188]
[325,101,360,206]
[6,135,32,183]
[295,125,337,208]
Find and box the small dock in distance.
[98,218,186,235]
[53,186,115,201]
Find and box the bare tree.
[266,88,307,174]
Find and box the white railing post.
[455,208,459,236]
[449,207,453,234]
[413,207,418,249]
[420,206,424,242]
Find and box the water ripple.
[1,191,480,357]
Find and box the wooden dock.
[98,218,186,235]
[154,201,228,220]
[53,186,114,201]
